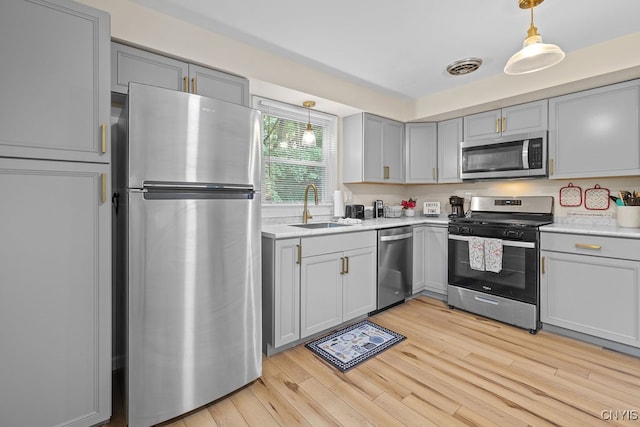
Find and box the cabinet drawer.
[541,232,640,261]
[302,231,376,257]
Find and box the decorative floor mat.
[305,320,406,372]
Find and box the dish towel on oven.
[484,238,503,273]
[468,237,503,273]
[468,237,486,271]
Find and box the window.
[253,97,337,209]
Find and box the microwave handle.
[522,139,529,169]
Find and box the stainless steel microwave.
[460,130,547,180]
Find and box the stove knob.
[460,226,472,234]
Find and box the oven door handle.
[448,234,535,249]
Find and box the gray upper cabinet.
[111,42,250,106]
[548,79,640,179]
[0,0,110,163]
[111,42,189,94]
[401,118,462,184]
[437,117,463,183]
[405,123,437,183]
[343,113,404,183]
[188,63,250,106]
[463,100,548,141]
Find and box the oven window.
[462,141,524,173]
[448,237,537,304]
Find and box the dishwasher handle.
[379,232,413,242]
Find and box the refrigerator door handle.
[140,182,256,200]
[143,182,253,192]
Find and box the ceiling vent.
[446,58,483,76]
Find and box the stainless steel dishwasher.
[377,226,413,311]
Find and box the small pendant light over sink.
[302,101,316,147]
[504,0,565,75]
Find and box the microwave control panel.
[528,138,544,169]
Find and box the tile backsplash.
[343,176,640,219]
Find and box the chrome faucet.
[302,183,318,223]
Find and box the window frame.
[253,96,338,220]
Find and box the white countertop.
[262,214,450,239]
[263,215,640,240]
[540,222,640,239]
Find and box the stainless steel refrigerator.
[122,83,262,427]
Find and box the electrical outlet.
[464,192,473,202]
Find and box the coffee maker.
[449,196,465,218]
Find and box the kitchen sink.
[290,222,352,229]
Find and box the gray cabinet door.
[540,250,640,347]
[273,239,301,348]
[424,226,448,294]
[0,0,110,163]
[362,114,385,182]
[383,118,405,183]
[463,109,501,141]
[502,100,547,136]
[548,80,640,179]
[111,42,189,94]
[342,246,376,320]
[405,123,437,183]
[0,158,111,427]
[412,226,426,294]
[437,117,462,183]
[189,64,250,106]
[413,225,448,296]
[300,253,342,338]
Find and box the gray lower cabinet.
[0,158,111,427]
[548,79,640,179]
[111,42,250,106]
[540,232,640,348]
[343,113,404,183]
[437,117,463,183]
[300,232,377,338]
[0,0,111,163]
[262,237,301,355]
[412,225,448,295]
[262,232,376,355]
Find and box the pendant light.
[302,101,316,147]
[504,0,565,75]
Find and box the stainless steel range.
[447,196,553,333]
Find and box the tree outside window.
[254,97,337,206]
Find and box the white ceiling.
[132,0,640,101]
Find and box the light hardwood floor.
[107,297,640,426]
